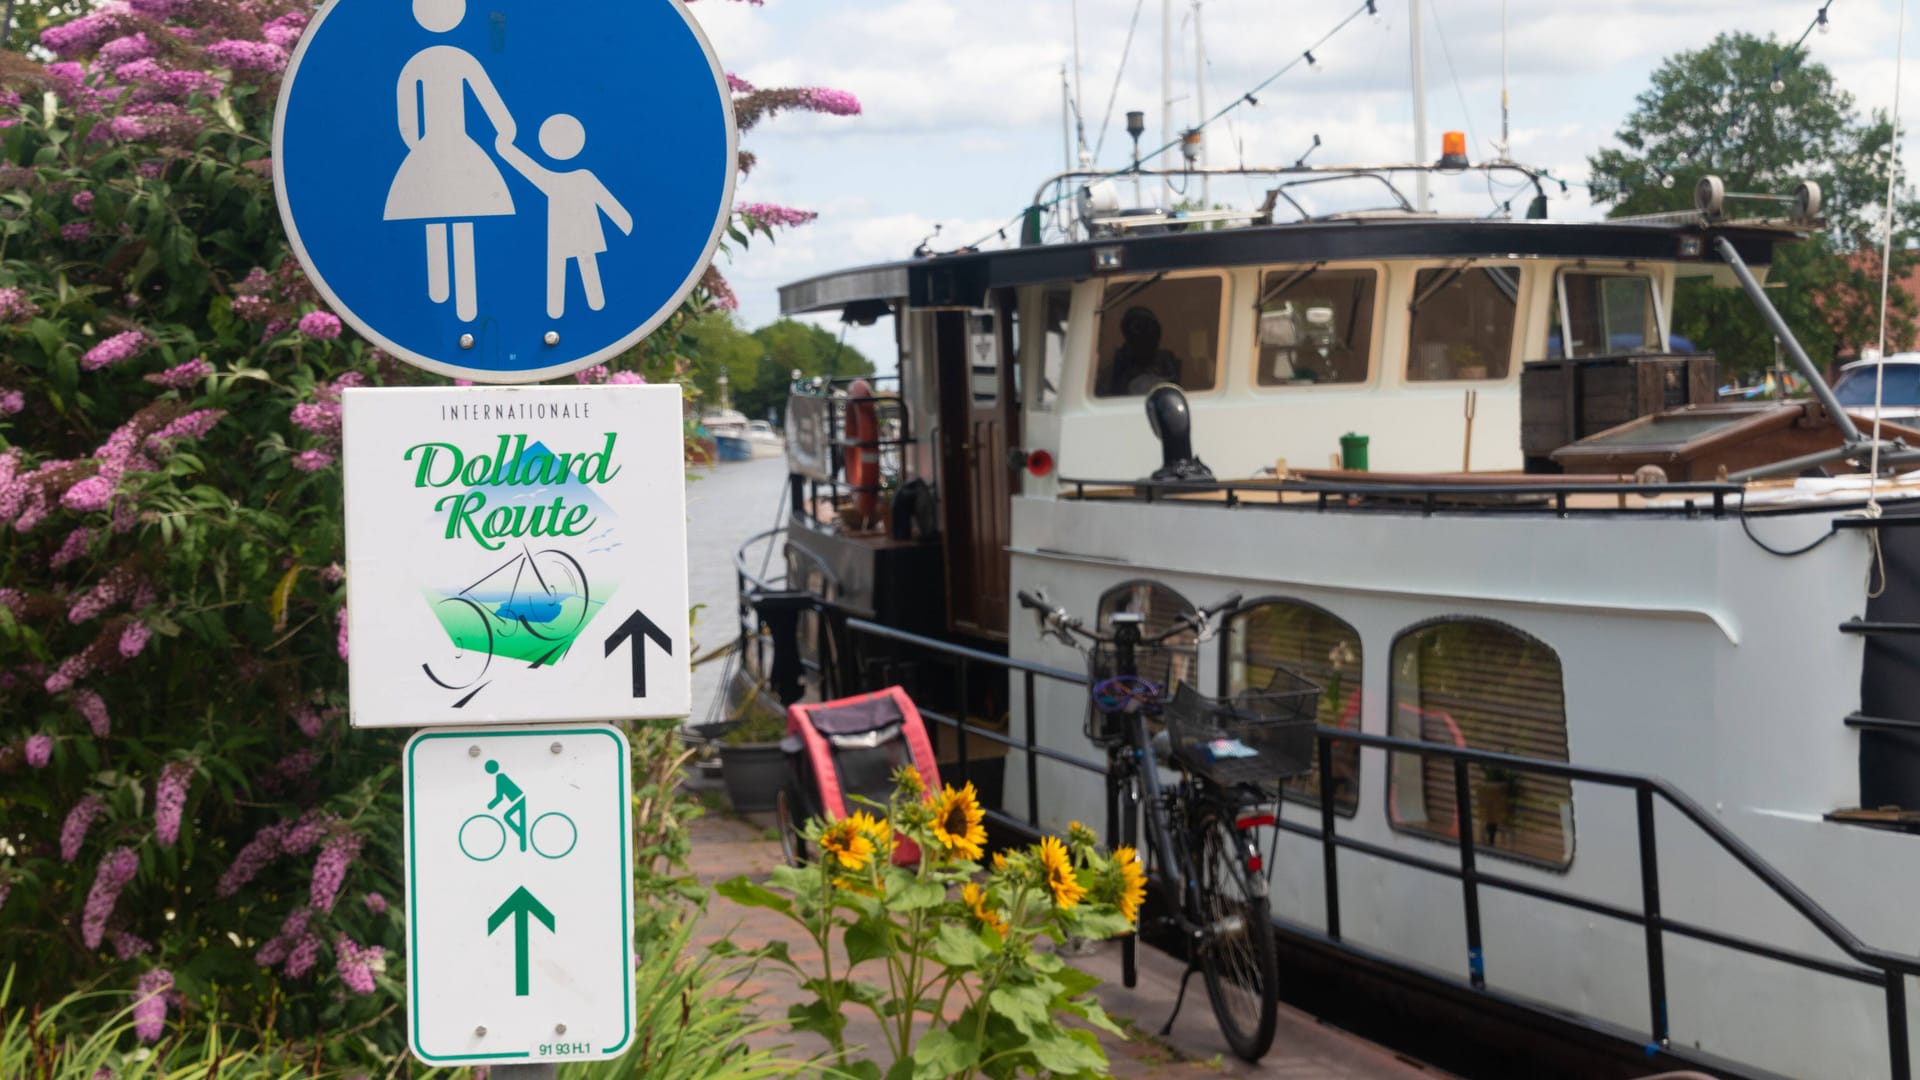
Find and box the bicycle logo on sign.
[457,757,577,861]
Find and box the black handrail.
[803,609,1915,1078]
[1057,475,1741,518]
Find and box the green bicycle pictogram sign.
[457,758,577,861]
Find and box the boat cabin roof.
[779,216,1803,317]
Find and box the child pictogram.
[496,117,634,318]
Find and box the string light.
[1817,5,1831,33]
[1305,50,1321,73]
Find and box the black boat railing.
[741,609,1920,1080]
[1055,474,1749,519]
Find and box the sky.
[688,0,1919,368]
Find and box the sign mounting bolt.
[474,1025,487,1038]
[543,331,560,346]
[550,742,562,754]
[459,333,475,350]
[468,745,481,758]
[555,1023,568,1034]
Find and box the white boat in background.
[701,407,752,463]
[746,419,785,458]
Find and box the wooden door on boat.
[935,301,1017,640]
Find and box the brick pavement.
[684,812,1451,1079]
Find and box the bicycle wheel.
[1193,810,1278,1061]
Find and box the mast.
[1162,0,1174,206]
[1497,0,1510,162]
[1193,0,1209,209]
[1060,64,1073,236]
[1410,0,1431,210]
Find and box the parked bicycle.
[1016,588,1320,1062]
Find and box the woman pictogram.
[384,0,519,323]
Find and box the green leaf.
[1061,994,1128,1039]
[843,917,891,967]
[932,921,990,969]
[910,1027,979,1079]
[714,875,794,915]
[787,998,845,1042]
[887,878,945,912]
[1026,1027,1107,1075]
[988,982,1051,1037]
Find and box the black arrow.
[603,609,673,697]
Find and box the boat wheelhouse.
[730,173,1920,1079]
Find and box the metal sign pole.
[493,1065,558,1080]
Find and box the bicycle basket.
[1083,641,1198,746]
[1162,670,1320,788]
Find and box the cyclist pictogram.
[458,758,576,861]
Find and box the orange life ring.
[845,379,879,521]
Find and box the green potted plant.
[718,704,790,813]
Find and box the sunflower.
[819,816,876,872]
[961,882,1008,935]
[892,765,928,799]
[931,782,987,861]
[1038,835,1086,910]
[850,810,893,859]
[1113,845,1147,925]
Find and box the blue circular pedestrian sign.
[274,0,737,383]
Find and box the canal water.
[684,455,789,725]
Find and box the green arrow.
[486,885,556,997]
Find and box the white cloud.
[693,0,1920,345]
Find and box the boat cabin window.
[1093,275,1222,397]
[1550,272,1660,358]
[1387,618,1574,870]
[1407,266,1519,382]
[1255,268,1377,387]
[1225,600,1362,815]
[1024,287,1071,412]
[1097,580,1199,690]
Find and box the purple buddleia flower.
[726,73,755,93]
[736,202,819,229]
[255,905,309,967]
[0,287,39,322]
[293,448,335,472]
[336,607,348,660]
[281,810,332,855]
[606,370,646,385]
[62,794,105,861]
[143,357,212,389]
[261,12,307,48]
[154,761,192,847]
[61,475,113,513]
[25,733,52,768]
[82,847,139,949]
[70,189,96,212]
[132,968,171,1042]
[202,39,288,73]
[118,622,150,659]
[334,933,383,995]
[284,932,320,977]
[217,821,285,897]
[310,832,362,912]
[145,408,224,453]
[572,364,608,384]
[296,310,340,340]
[112,930,151,960]
[364,891,387,915]
[0,388,23,414]
[73,689,110,735]
[80,330,145,371]
[51,526,94,568]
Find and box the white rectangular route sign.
[342,384,690,728]
[404,724,635,1066]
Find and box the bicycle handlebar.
[1018,588,1242,647]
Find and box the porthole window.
[1224,600,1361,815]
[1387,618,1574,869]
[1096,580,1199,691]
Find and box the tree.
[682,312,765,410]
[733,318,874,422]
[1588,32,1917,374]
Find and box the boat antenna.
[1192,0,1210,209]
[1870,0,1908,511]
[1496,0,1511,163]
[1128,109,1146,205]
[1162,0,1175,207]
[1294,133,1322,168]
[1410,0,1431,210]
[1070,0,1089,160]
